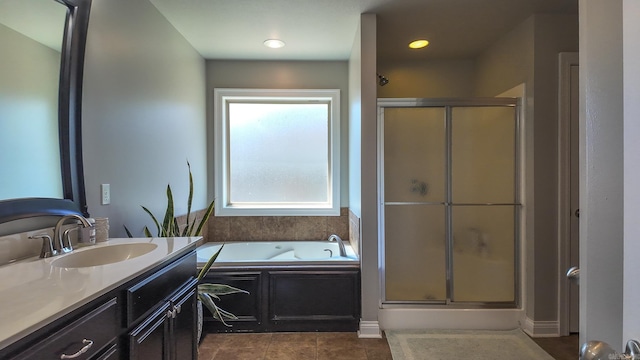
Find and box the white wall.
[475,14,578,326]
[579,0,623,348]
[623,0,640,348]
[348,20,362,218]
[82,0,207,237]
[530,14,579,324]
[377,59,476,98]
[475,15,536,321]
[358,13,380,336]
[205,60,350,207]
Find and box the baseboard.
[521,317,559,337]
[379,308,523,331]
[358,320,382,338]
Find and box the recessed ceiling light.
[408,39,429,49]
[264,39,285,49]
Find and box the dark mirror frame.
[0,0,92,225]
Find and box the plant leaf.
[195,200,215,236]
[124,225,133,238]
[181,217,191,237]
[198,283,249,296]
[216,307,238,320]
[199,293,232,327]
[172,217,180,237]
[197,244,223,281]
[186,160,193,232]
[186,218,197,237]
[161,184,175,237]
[141,205,161,237]
[143,226,153,238]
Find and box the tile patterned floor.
[198,331,576,360]
[198,332,393,360]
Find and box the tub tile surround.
[175,208,210,239]
[207,207,351,242]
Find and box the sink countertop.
[0,237,201,350]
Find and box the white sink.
[51,243,158,268]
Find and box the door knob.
[579,340,640,360]
[580,341,616,360]
[575,209,580,218]
[567,266,580,279]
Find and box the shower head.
[377,73,389,86]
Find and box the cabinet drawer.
[126,251,196,326]
[14,298,119,360]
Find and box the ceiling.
[148,0,577,63]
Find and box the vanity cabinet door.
[127,278,197,360]
[128,302,171,360]
[93,343,119,360]
[170,284,197,360]
[126,252,196,326]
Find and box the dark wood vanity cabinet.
[11,298,120,360]
[3,250,197,360]
[125,248,197,360]
[170,286,197,360]
[128,281,197,360]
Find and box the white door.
[580,0,640,352]
[559,52,580,336]
[621,0,640,347]
[568,61,579,333]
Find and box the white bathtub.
[196,241,359,267]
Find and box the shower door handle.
[567,266,580,280]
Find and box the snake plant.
[124,162,246,326]
[197,244,249,326]
[124,161,214,238]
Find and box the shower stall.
[378,98,521,317]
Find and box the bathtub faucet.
[328,234,347,257]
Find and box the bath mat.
[386,329,554,360]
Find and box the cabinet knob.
[166,308,179,319]
[60,339,94,359]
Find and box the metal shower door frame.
[377,97,522,308]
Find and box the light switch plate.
[101,184,110,205]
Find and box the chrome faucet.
[328,234,347,257]
[29,234,57,258]
[54,214,93,254]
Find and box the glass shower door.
[450,106,517,303]
[380,99,520,306]
[383,107,447,302]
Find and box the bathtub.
[196,241,359,266]
[196,241,361,333]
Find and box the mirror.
[0,0,66,200]
[0,0,92,230]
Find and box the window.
[214,88,340,216]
